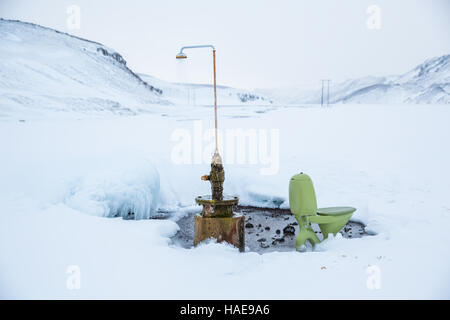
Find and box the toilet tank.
[289,173,318,216]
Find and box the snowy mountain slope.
[0,19,169,119]
[0,19,272,120]
[139,73,272,106]
[397,54,450,87]
[261,54,450,105]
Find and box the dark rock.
[272,238,285,245]
[245,222,254,228]
[276,229,281,235]
[283,225,295,236]
[265,226,270,231]
[257,238,266,242]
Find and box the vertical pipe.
[213,49,218,153]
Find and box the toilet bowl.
[310,207,356,239]
[289,173,356,250]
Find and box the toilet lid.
[317,206,356,216]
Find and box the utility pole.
[193,88,196,106]
[321,80,324,107]
[321,79,331,107]
[326,79,331,107]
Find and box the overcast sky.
[1,0,449,89]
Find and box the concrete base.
[194,214,245,252]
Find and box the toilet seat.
[317,206,356,216]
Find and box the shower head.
[175,45,215,60]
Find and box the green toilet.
[289,173,356,251]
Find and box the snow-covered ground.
[1,104,450,299]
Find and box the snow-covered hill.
[0,18,169,119]
[1,17,447,121]
[261,55,450,105]
[0,19,272,120]
[140,73,272,106]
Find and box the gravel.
[170,206,370,253]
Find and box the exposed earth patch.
[170,206,370,253]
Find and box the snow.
[262,55,450,105]
[64,158,160,219]
[139,73,272,107]
[0,19,168,120]
[1,105,450,299]
[1,19,450,299]
[0,18,271,121]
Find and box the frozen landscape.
[1,19,450,299]
[262,54,450,105]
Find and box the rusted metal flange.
[194,214,245,252]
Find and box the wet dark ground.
[171,206,370,253]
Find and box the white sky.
[1,0,449,89]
